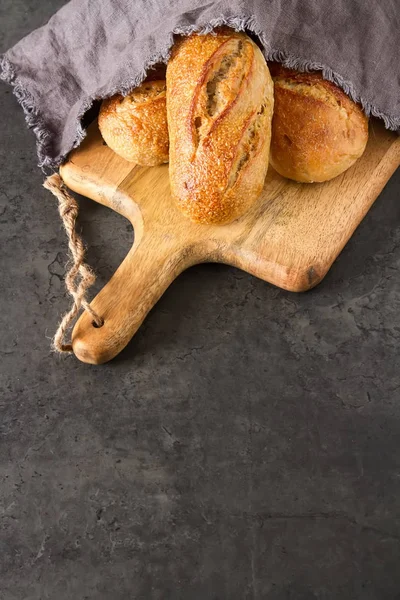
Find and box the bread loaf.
[98,80,169,166]
[167,30,274,224]
[268,64,369,183]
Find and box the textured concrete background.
[1,2,400,598]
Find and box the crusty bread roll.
[98,80,169,166]
[167,29,274,224]
[268,64,369,183]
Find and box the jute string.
[43,173,103,353]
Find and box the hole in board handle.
[92,318,104,328]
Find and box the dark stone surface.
[1,2,400,598]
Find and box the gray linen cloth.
[1,0,399,170]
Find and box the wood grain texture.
[60,120,400,364]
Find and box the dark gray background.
[1,2,400,598]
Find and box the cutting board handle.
[71,233,186,364]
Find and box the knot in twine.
[43,173,103,353]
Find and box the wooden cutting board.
[60,120,400,364]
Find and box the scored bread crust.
[98,80,169,166]
[268,64,369,183]
[167,29,274,225]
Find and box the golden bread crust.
[98,80,169,166]
[167,30,274,224]
[268,64,369,182]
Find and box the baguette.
[268,64,369,183]
[167,29,274,224]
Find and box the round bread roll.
[268,64,369,183]
[98,80,169,166]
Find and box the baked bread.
[268,63,369,183]
[98,80,169,166]
[166,29,274,224]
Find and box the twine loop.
[43,173,103,353]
